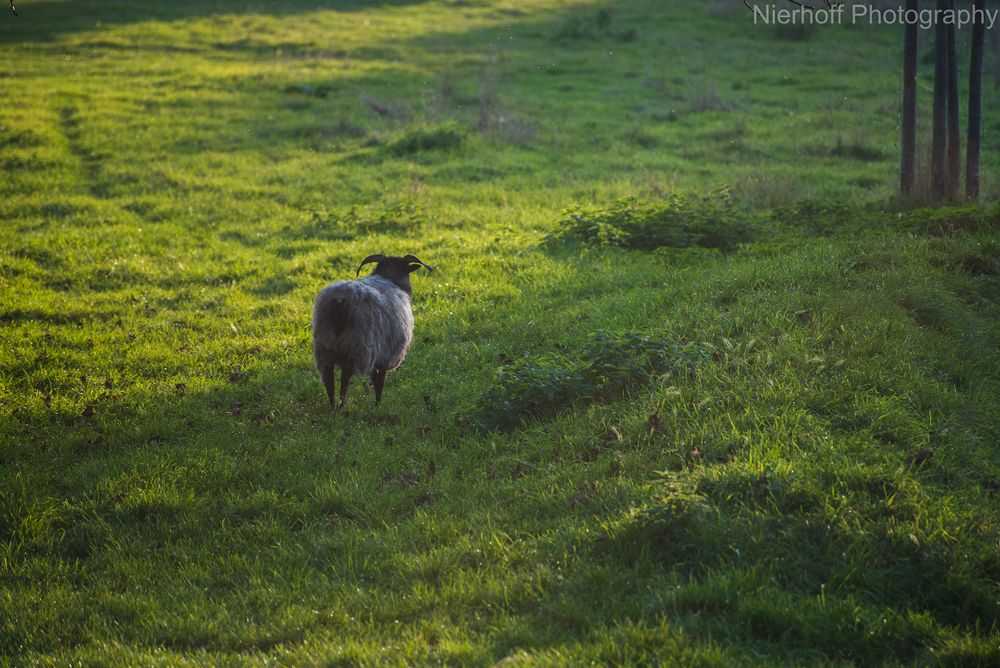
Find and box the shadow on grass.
[3,240,1000,662]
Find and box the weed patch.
[286,200,426,240]
[547,193,760,252]
[472,331,701,430]
[551,8,637,43]
[387,124,465,156]
[772,199,859,235]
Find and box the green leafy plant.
[548,192,760,252]
[771,199,861,236]
[472,331,700,430]
[290,200,426,240]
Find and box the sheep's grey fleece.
[312,275,414,375]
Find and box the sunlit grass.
[1,0,999,664]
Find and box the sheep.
[312,253,433,410]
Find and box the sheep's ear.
[356,254,386,276]
[403,255,434,273]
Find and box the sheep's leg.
[371,368,386,406]
[337,366,352,411]
[319,363,337,409]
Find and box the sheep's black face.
[356,254,433,294]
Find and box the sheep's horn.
[403,255,434,273]
[356,254,387,276]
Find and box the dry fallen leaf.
[648,413,661,433]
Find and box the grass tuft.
[387,124,465,156]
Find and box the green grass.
[2,1,1000,664]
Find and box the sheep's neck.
[373,268,412,296]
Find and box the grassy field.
[2,0,1000,664]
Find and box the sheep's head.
[356,254,433,293]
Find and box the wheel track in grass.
[56,99,110,199]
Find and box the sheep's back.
[312,277,413,374]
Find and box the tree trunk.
[901,0,919,196]
[966,0,985,200]
[945,0,961,200]
[931,0,949,201]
